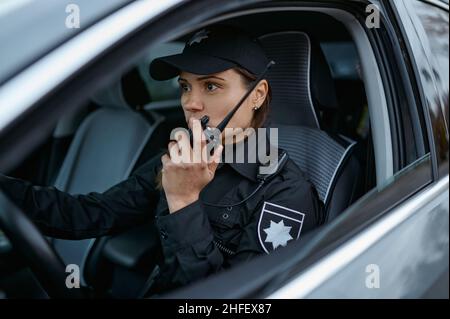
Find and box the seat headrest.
[258,31,338,128]
[91,78,130,109]
[92,43,183,111]
[90,66,152,111]
[139,42,184,102]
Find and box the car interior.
[0,9,381,298]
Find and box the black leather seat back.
[260,31,361,221]
[276,126,360,221]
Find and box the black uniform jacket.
[0,136,324,294]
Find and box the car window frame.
[0,0,443,298]
[387,0,449,179]
[367,0,432,171]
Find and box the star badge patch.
[258,201,305,254]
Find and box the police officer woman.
[0,25,324,294]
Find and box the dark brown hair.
[155,67,272,189]
[234,66,272,129]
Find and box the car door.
[0,0,447,299]
[266,0,449,298]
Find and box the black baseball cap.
[149,25,270,81]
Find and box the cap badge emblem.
[188,29,210,46]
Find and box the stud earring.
[253,105,259,111]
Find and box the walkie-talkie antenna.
[216,60,275,133]
[188,115,210,147]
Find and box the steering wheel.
[0,192,83,298]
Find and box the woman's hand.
[161,118,223,214]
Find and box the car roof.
[0,0,132,85]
